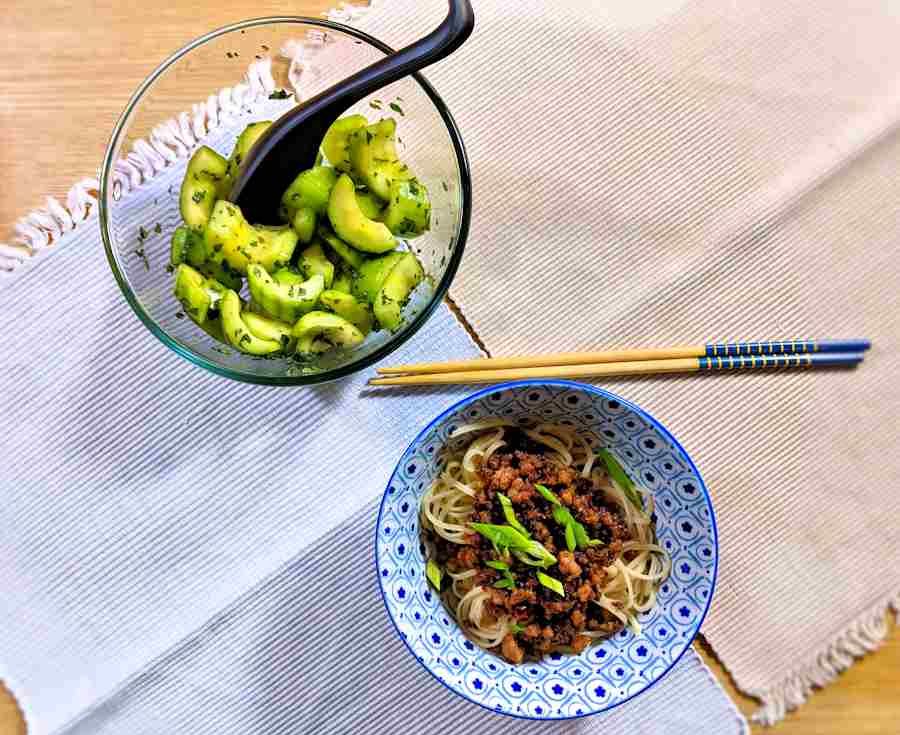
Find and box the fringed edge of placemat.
[724,589,900,726]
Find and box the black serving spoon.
[230,0,475,223]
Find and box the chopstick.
[376,339,871,376]
[368,349,868,387]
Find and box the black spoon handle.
[231,0,474,218]
[319,0,474,106]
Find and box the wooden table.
[2,2,898,733]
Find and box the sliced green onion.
[552,504,576,527]
[485,560,510,571]
[509,622,525,635]
[587,538,605,547]
[426,559,443,591]
[471,522,557,568]
[534,483,561,506]
[537,571,565,597]
[574,523,590,549]
[497,493,530,538]
[493,578,515,589]
[598,449,643,509]
[564,523,576,552]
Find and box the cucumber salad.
[169,113,431,358]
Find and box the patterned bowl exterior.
[375,380,718,720]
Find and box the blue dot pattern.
[376,382,718,720]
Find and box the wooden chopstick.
[368,352,865,387]
[376,339,871,376]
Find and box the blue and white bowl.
[376,380,718,720]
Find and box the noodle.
[420,420,671,658]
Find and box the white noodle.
[420,420,670,656]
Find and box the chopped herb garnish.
[269,89,290,100]
[598,449,643,509]
[192,190,206,204]
[133,248,150,271]
[426,559,443,590]
[154,223,162,234]
[509,622,525,635]
[537,571,565,597]
[485,560,510,571]
[239,333,251,345]
[369,100,383,110]
[564,523,576,552]
[441,181,449,192]
[497,493,530,538]
[138,226,148,241]
[174,311,184,319]
[389,102,405,116]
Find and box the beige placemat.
[318,0,900,724]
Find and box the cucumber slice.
[174,264,213,324]
[298,242,335,288]
[320,289,373,334]
[243,311,294,351]
[327,174,396,253]
[321,114,368,171]
[170,225,207,267]
[220,121,271,197]
[291,207,317,243]
[292,311,366,355]
[373,252,425,331]
[318,225,365,270]
[180,146,228,231]
[356,190,386,220]
[220,290,282,355]
[348,118,413,199]
[331,267,354,294]
[272,267,307,287]
[247,264,324,322]
[198,260,243,292]
[382,179,431,237]
[353,251,405,303]
[281,166,338,220]
[206,201,298,274]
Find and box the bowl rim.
[99,16,472,386]
[375,379,719,720]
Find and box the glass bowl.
[100,17,470,385]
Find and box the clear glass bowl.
[100,17,470,385]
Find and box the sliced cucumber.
[220,289,282,355]
[220,122,271,197]
[356,190,386,220]
[353,251,405,303]
[174,264,213,324]
[272,267,307,287]
[170,225,207,267]
[331,267,355,294]
[327,174,396,253]
[321,114,368,171]
[298,242,335,288]
[206,201,298,274]
[318,225,366,270]
[348,118,413,199]
[198,260,243,292]
[243,311,294,352]
[373,252,425,331]
[291,207,317,244]
[247,264,324,322]
[383,178,431,237]
[281,165,338,220]
[292,311,366,355]
[180,146,228,231]
[320,289,373,334]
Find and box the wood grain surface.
[1,2,898,733]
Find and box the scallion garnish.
[537,571,565,597]
[426,559,443,591]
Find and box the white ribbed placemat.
[312,0,900,724]
[0,24,746,735]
